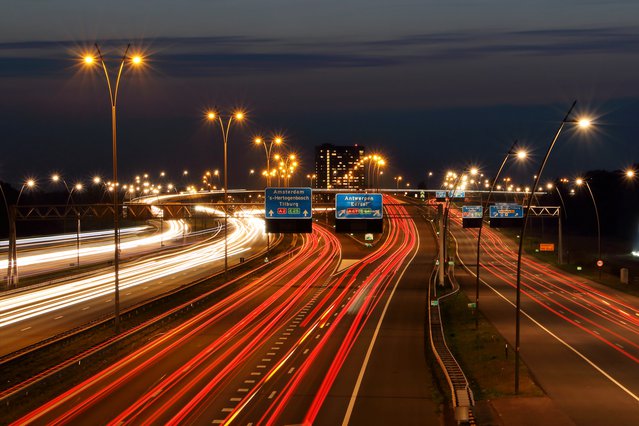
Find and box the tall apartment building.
[314,144,366,189]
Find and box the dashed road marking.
[268,391,277,399]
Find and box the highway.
[1,221,190,279]
[448,206,639,424]
[13,197,441,425]
[0,211,266,357]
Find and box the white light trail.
[0,221,187,269]
[0,213,264,328]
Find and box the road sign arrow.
[268,210,274,217]
[303,210,308,216]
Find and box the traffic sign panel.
[489,204,523,218]
[335,194,383,219]
[436,190,465,199]
[462,205,483,219]
[265,187,312,219]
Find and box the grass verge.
[440,290,543,400]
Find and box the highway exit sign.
[265,188,312,219]
[335,194,383,219]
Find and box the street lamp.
[474,142,527,328]
[307,174,316,187]
[395,176,402,189]
[575,177,601,278]
[8,179,36,286]
[82,43,145,333]
[206,109,245,280]
[254,136,282,187]
[66,182,84,269]
[514,100,591,393]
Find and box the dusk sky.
[2,1,639,188]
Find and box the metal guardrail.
[427,225,475,424]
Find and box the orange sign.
[539,243,555,252]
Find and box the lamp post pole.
[0,182,9,287]
[87,43,144,333]
[8,180,36,287]
[208,111,244,280]
[514,100,584,394]
[475,142,525,328]
[578,179,601,279]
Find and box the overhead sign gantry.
[335,193,384,233]
[264,187,313,233]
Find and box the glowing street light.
[474,141,527,328]
[575,177,602,278]
[205,109,246,279]
[514,101,592,394]
[81,42,146,333]
[254,135,283,187]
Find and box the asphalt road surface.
[449,206,639,425]
[14,196,442,425]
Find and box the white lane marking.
[230,397,241,402]
[212,421,223,424]
[303,349,309,355]
[81,306,90,310]
[54,315,63,320]
[268,391,277,399]
[455,240,639,405]
[342,219,420,426]
[221,408,233,412]
[267,352,276,356]
[288,367,295,374]
[250,372,261,376]
[244,380,255,384]
[21,326,32,331]
[257,365,266,369]
[238,388,249,392]
[262,358,271,362]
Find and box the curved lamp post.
[575,177,601,278]
[206,110,245,280]
[474,143,527,328]
[514,100,591,393]
[83,43,145,333]
[440,167,478,285]
[7,179,36,286]
[254,136,282,187]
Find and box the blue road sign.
[335,193,383,219]
[436,190,465,199]
[462,205,483,218]
[489,204,523,218]
[265,187,312,219]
